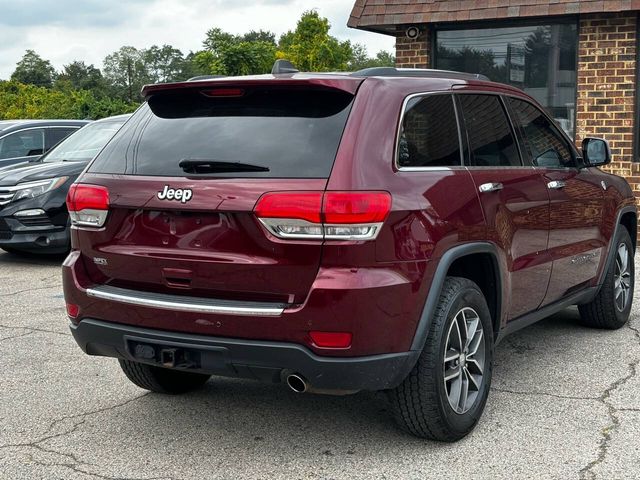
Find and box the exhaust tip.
[286,374,307,393]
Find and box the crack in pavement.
[0,330,33,343]
[13,447,176,480]
[0,324,71,337]
[0,284,60,297]
[578,321,640,480]
[0,393,162,480]
[490,387,600,402]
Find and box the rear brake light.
[254,191,391,241]
[254,192,322,223]
[324,192,391,224]
[309,331,352,349]
[66,184,109,228]
[201,88,245,97]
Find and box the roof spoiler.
[187,75,226,82]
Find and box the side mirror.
[582,137,611,167]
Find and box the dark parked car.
[63,67,636,441]
[0,115,130,254]
[0,119,88,167]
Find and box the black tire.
[388,277,494,441]
[119,359,210,394]
[578,227,634,329]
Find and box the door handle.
[478,182,503,193]
[547,180,567,190]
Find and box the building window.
[435,21,578,138]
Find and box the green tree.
[103,46,151,103]
[277,11,352,71]
[0,81,136,120]
[55,61,105,92]
[144,44,189,83]
[241,30,276,45]
[348,44,395,70]
[10,50,56,88]
[197,27,276,76]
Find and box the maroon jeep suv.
[63,66,636,441]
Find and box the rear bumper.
[70,318,418,392]
[63,250,430,356]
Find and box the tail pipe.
[286,373,308,393]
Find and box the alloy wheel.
[614,242,632,312]
[443,307,486,414]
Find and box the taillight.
[66,184,110,228]
[254,191,391,241]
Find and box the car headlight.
[12,177,69,202]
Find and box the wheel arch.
[596,205,638,292]
[619,209,637,252]
[410,242,504,352]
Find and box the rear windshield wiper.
[178,159,270,174]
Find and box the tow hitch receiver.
[131,341,199,369]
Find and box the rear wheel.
[119,359,210,394]
[578,228,634,329]
[388,277,493,441]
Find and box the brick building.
[348,0,640,200]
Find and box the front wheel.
[578,227,634,329]
[388,277,494,441]
[119,359,210,394]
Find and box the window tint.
[46,128,78,150]
[90,88,353,178]
[508,98,574,168]
[398,94,461,168]
[458,95,520,167]
[0,129,45,159]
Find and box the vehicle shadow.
[0,249,65,266]
[91,308,601,451]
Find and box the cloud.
[0,0,148,27]
[0,0,395,78]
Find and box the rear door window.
[0,128,45,159]
[457,94,521,167]
[89,87,354,178]
[397,94,461,168]
[508,97,575,168]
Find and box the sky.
[0,0,396,79]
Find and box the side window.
[508,98,574,168]
[458,94,521,167]
[398,94,461,168]
[0,129,45,159]
[46,127,78,150]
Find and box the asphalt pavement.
[0,250,639,480]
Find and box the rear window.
[89,87,354,178]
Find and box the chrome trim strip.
[0,180,53,192]
[0,125,82,141]
[258,218,384,241]
[85,285,285,317]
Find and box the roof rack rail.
[187,75,226,82]
[351,67,489,81]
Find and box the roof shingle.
[348,0,640,32]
